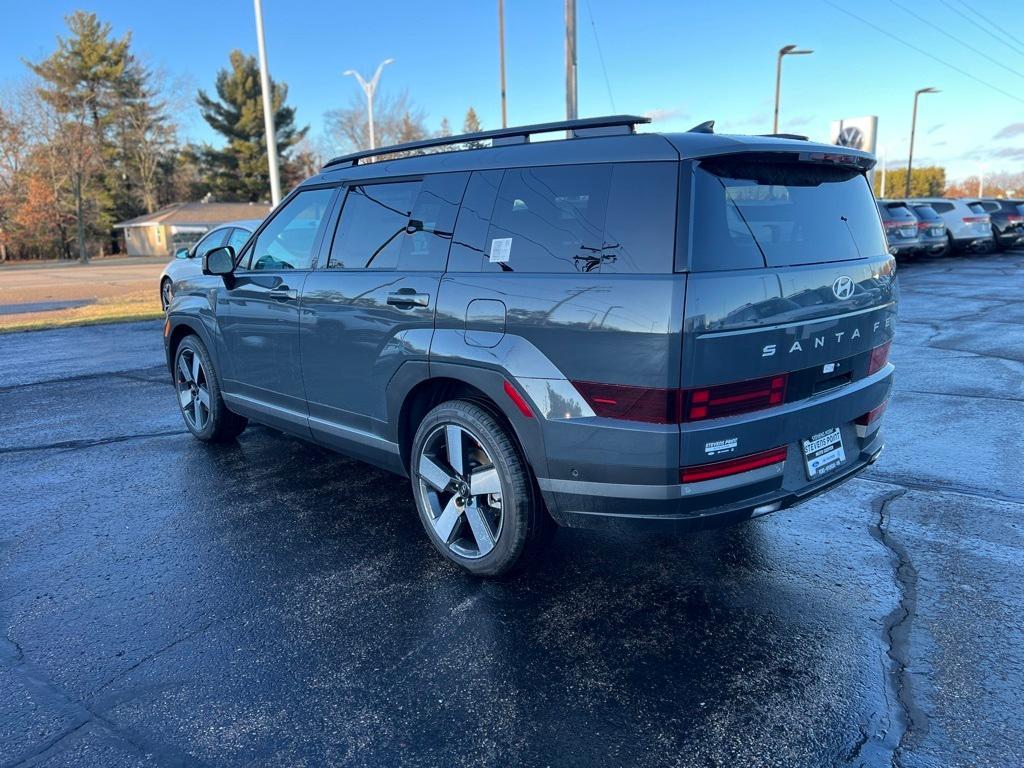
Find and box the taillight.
[503,380,534,418]
[868,340,891,375]
[856,399,888,426]
[882,219,903,229]
[573,374,789,425]
[963,216,989,224]
[1007,215,1023,224]
[571,381,678,424]
[682,375,787,422]
[680,446,788,483]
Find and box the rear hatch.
[678,150,897,467]
[963,201,992,237]
[910,204,947,242]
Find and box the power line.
[584,0,616,113]
[821,0,1024,107]
[948,0,1024,58]
[890,0,1024,82]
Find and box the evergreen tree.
[438,117,452,137]
[197,50,307,202]
[462,107,484,148]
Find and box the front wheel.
[173,335,247,442]
[410,400,552,576]
[160,278,173,310]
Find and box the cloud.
[643,107,687,123]
[786,115,814,128]
[994,123,1024,140]
[990,146,1024,160]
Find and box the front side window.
[225,227,251,253]
[247,188,335,271]
[193,228,229,259]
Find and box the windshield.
[691,157,887,269]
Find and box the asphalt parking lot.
[2,250,1023,768]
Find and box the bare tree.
[325,90,428,154]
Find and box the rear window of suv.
[912,205,942,221]
[689,156,886,270]
[880,202,916,221]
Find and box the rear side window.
[328,174,467,271]
[487,164,613,273]
[452,162,676,274]
[690,157,887,270]
[967,202,987,215]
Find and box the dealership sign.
[830,115,878,184]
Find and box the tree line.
[0,12,481,262]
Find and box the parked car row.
[876,196,1024,259]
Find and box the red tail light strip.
[868,340,891,375]
[503,380,534,418]
[680,446,788,484]
[856,399,888,426]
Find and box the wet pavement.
[1,251,1023,767]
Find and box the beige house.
[114,202,271,257]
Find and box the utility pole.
[345,59,394,151]
[498,0,507,128]
[906,87,939,198]
[979,163,986,197]
[773,44,813,134]
[253,0,281,207]
[565,0,577,120]
[880,146,887,198]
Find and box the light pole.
[253,0,281,207]
[979,163,987,197]
[344,58,394,150]
[773,44,813,134]
[565,0,577,120]
[880,145,887,198]
[906,87,939,198]
[498,0,507,128]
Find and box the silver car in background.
[913,198,992,252]
[159,220,261,309]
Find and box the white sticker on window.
[489,237,512,263]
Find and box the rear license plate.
[802,427,846,479]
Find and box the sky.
[2,0,1022,181]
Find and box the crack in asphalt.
[0,429,186,456]
[0,626,215,768]
[869,488,927,768]
[0,365,167,394]
[896,388,1024,403]
[862,474,1024,507]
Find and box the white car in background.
[912,198,993,253]
[159,219,261,309]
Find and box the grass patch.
[0,290,164,333]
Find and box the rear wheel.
[173,335,247,442]
[410,400,551,576]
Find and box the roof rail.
[322,114,651,169]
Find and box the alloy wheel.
[175,347,211,432]
[161,280,172,310]
[416,423,504,559]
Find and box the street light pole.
[880,146,887,198]
[906,87,939,198]
[498,0,507,128]
[773,44,813,134]
[979,164,986,197]
[565,0,577,121]
[344,58,394,151]
[253,0,281,207]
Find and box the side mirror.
[203,245,236,276]
[174,247,190,260]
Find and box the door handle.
[386,291,430,308]
[268,287,297,302]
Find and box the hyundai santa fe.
[163,115,896,576]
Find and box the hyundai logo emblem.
[832,276,855,300]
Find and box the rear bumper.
[540,429,884,533]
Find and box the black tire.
[160,278,173,310]
[173,335,247,443]
[410,399,552,577]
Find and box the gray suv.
[164,116,896,576]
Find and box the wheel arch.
[165,316,216,374]
[391,363,550,481]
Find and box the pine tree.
[462,107,484,149]
[197,50,307,202]
[438,117,452,137]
